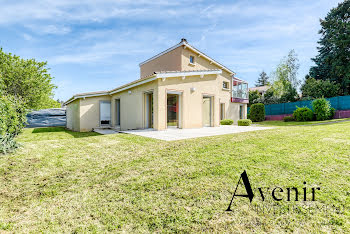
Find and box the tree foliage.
[0,48,57,110]
[301,77,340,98]
[249,90,261,107]
[309,0,350,95]
[255,71,270,87]
[272,50,300,102]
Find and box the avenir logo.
[226,170,321,212]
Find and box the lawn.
[0,124,349,232]
[255,118,350,126]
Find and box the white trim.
[167,90,183,95]
[155,70,221,79]
[65,70,226,106]
[109,76,157,95]
[64,92,109,105]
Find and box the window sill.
[222,88,230,91]
[188,62,195,66]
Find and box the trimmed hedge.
[249,103,265,122]
[238,119,252,126]
[283,116,294,122]
[220,119,234,125]
[293,107,314,121]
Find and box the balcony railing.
[232,82,248,99]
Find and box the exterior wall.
[111,81,158,131]
[155,74,220,130]
[79,95,111,132]
[140,46,182,78]
[66,99,80,132]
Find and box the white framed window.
[189,55,195,64]
[223,81,229,89]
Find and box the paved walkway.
[121,125,274,141]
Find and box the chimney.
[180,38,188,43]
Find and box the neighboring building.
[249,85,270,96]
[64,39,248,132]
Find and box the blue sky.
[0,0,342,101]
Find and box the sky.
[0,0,343,101]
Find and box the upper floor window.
[223,81,229,89]
[189,55,195,64]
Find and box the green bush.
[293,107,314,121]
[238,119,252,126]
[249,103,265,122]
[0,134,19,154]
[328,107,336,120]
[0,95,27,154]
[220,119,234,125]
[283,116,294,122]
[312,98,331,121]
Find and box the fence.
[248,95,350,116]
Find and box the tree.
[0,48,57,110]
[249,90,261,107]
[255,71,269,87]
[301,77,340,98]
[309,0,350,95]
[271,50,300,102]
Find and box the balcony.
[231,82,248,103]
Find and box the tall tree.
[309,0,350,95]
[0,48,58,110]
[272,50,300,102]
[255,71,269,87]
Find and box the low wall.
[265,110,350,121]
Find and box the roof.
[139,39,235,75]
[64,70,224,105]
[249,85,270,92]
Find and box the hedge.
[238,119,252,126]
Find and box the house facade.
[64,39,248,132]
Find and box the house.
[64,39,248,132]
[249,85,270,96]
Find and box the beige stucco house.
[64,39,248,132]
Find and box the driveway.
[121,125,273,141]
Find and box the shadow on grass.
[32,127,100,138]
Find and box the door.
[220,103,225,120]
[167,94,179,128]
[115,99,120,126]
[239,105,243,119]
[145,93,153,128]
[100,101,111,126]
[202,97,212,127]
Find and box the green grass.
[255,118,350,126]
[0,125,349,232]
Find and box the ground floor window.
[220,103,225,120]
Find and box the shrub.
[238,119,252,126]
[0,95,27,154]
[312,98,331,121]
[328,107,336,120]
[293,107,314,121]
[283,116,294,122]
[249,103,265,122]
[220,119,234,125]
[0,134,19,154]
